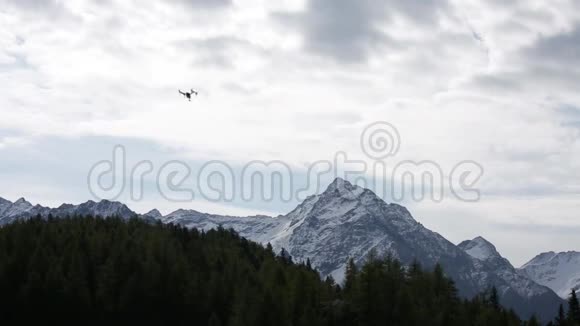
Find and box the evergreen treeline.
[550,290,580,326]
[0,216,549,325]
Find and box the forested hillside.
[0,216,545,325]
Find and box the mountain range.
[0,178,575,321]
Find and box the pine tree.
[343,258,357,297]
[528,315,541,326]
[279,248,293,264]
[490,286,500,311]
[208,312,222,326]
[569,289,580,324]
[555,303,567,326]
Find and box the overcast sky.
[1,0,580,266]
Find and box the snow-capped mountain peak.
[0,197,12,216]
[14,197,32,207]
[144,209,163,219]
[518,251,580,299]
[0,198,137,225]
[325,178,366,199]
[75,199,135,218]
[458,236,501,261]
[521,252,557,268]
[0,197,36,220]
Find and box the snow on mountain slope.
[0,197,12,214]
[0,197,138,225]
[518,251,580,299]
[161,179,470,283]
[161,178,563,320]
[459,236,501,261]
[277,178,471,284]
[163,209,287,245]
[4,198,34,217]
[459,237,560,304]
[143,209,163,219]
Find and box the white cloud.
[1,0,580,263]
